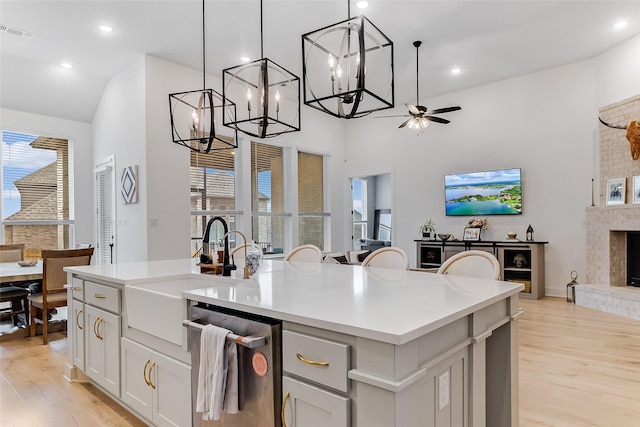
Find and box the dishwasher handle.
[182,320,267,349]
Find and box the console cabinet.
[415,240,547,299]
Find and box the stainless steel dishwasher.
[186,303,282,427]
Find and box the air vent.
[0,24,35,39]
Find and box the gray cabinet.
[282,330,351,426]
[415,240,547,299]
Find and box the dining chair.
[0,243,25,262]
[283,244,323,263]
[0,286,30,330]
[29,247,94,344]
[361,247,409,270]
[436,250,501,280]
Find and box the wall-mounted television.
[445,168,522,216]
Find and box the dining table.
[0,260,43,284]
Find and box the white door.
[95,156,116,264]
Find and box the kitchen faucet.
[201,216,235,276]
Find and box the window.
[190,143,238,255]
[251,141,289,255]
[1,130,74,252]
[298,151,328,251]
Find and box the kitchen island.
[64,259,523,427]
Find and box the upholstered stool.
[0,286,30,327]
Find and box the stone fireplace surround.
[577,95,640,320]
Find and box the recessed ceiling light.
[356,1,369,9]
[61,62,72,69]
[613,20,628,30]
[240,56,250,62]
[99,25,113,33]
[451,67,461,75]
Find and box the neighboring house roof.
[8,162,57,220]
[190,169,268,201]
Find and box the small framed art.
[633,176,640,204]
[463,227,481,241]
[121,165,139,204]
[605,178,626,205]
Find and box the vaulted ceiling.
[1,1,638,124]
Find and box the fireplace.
[629,232,640,287]
[585,94,640,288]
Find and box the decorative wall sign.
[121,165,138,204]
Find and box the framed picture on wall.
[463,227,481,241]
[121,165,139,204]
[633,176,640,204]
[605,178,626,205]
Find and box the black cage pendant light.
[301,0,394,119]
[222,0,300,139]
[168,0,237,153]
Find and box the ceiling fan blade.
[375,114,411,119]
[406,104,420,115]
[415,105,428,113]
[424,115,451,124]
[429,106,462,114]
[399,118,412,128]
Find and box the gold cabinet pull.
[94,294,106,299]
[76,309,83,330]
[72,287,82,291]
[296,353,329,367]
[148,362,156,390]
[93,317,103,340]
[143,359,151,387]
[281,391,290,427]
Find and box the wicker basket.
[508,278,531,293]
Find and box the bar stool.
[0,286,30,328]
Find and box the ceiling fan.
[377,41,461,131]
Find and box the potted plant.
[419,220,436,240]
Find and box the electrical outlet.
[438,371,450,410]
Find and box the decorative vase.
[246,242,262,276]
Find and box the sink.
[125,277,215,345]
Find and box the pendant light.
[168,0,238,153]
[222,0,300,139]
[302,0,394,119]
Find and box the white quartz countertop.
[66,259,522,345]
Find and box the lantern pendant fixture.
[222,0,300,139]
[301,0,394,119]
[168,0,237,153]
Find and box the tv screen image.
[445,168,522,216]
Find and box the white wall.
[595,35,640,108]
[92,56,148,262]
[342,35,640,296]
[0,108,94,248]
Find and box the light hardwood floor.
[1,297,639,426]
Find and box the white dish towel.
[196,324,238,420]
